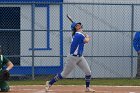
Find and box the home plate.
[46,90,56,93]
[129,92,135,93]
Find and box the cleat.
[45,81,51,92]
[85,87,95,92]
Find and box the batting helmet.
[71,22,81,31]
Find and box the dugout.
[0,0,64,80]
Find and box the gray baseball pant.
[61,55,91,78]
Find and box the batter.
[45,22,95,92]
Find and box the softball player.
[133,32,140,77]
[45,22,95,92]
[0,46,14,92]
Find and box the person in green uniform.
[0,46,14,92]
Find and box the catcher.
[0,46,14,92]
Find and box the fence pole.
[131,4,134,79]
[60,4,63,72]
[31,3,35,80]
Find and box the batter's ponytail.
[72,28,76,36]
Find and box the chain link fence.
[63,3,136,79]
[0,3,139,81]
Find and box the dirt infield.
[9,85,140,93]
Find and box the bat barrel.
[67,14,74,23]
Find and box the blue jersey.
[70,32,85,56]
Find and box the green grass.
[8,78,140,86]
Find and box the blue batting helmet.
[71,22,81,31]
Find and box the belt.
[71,54,82,57]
